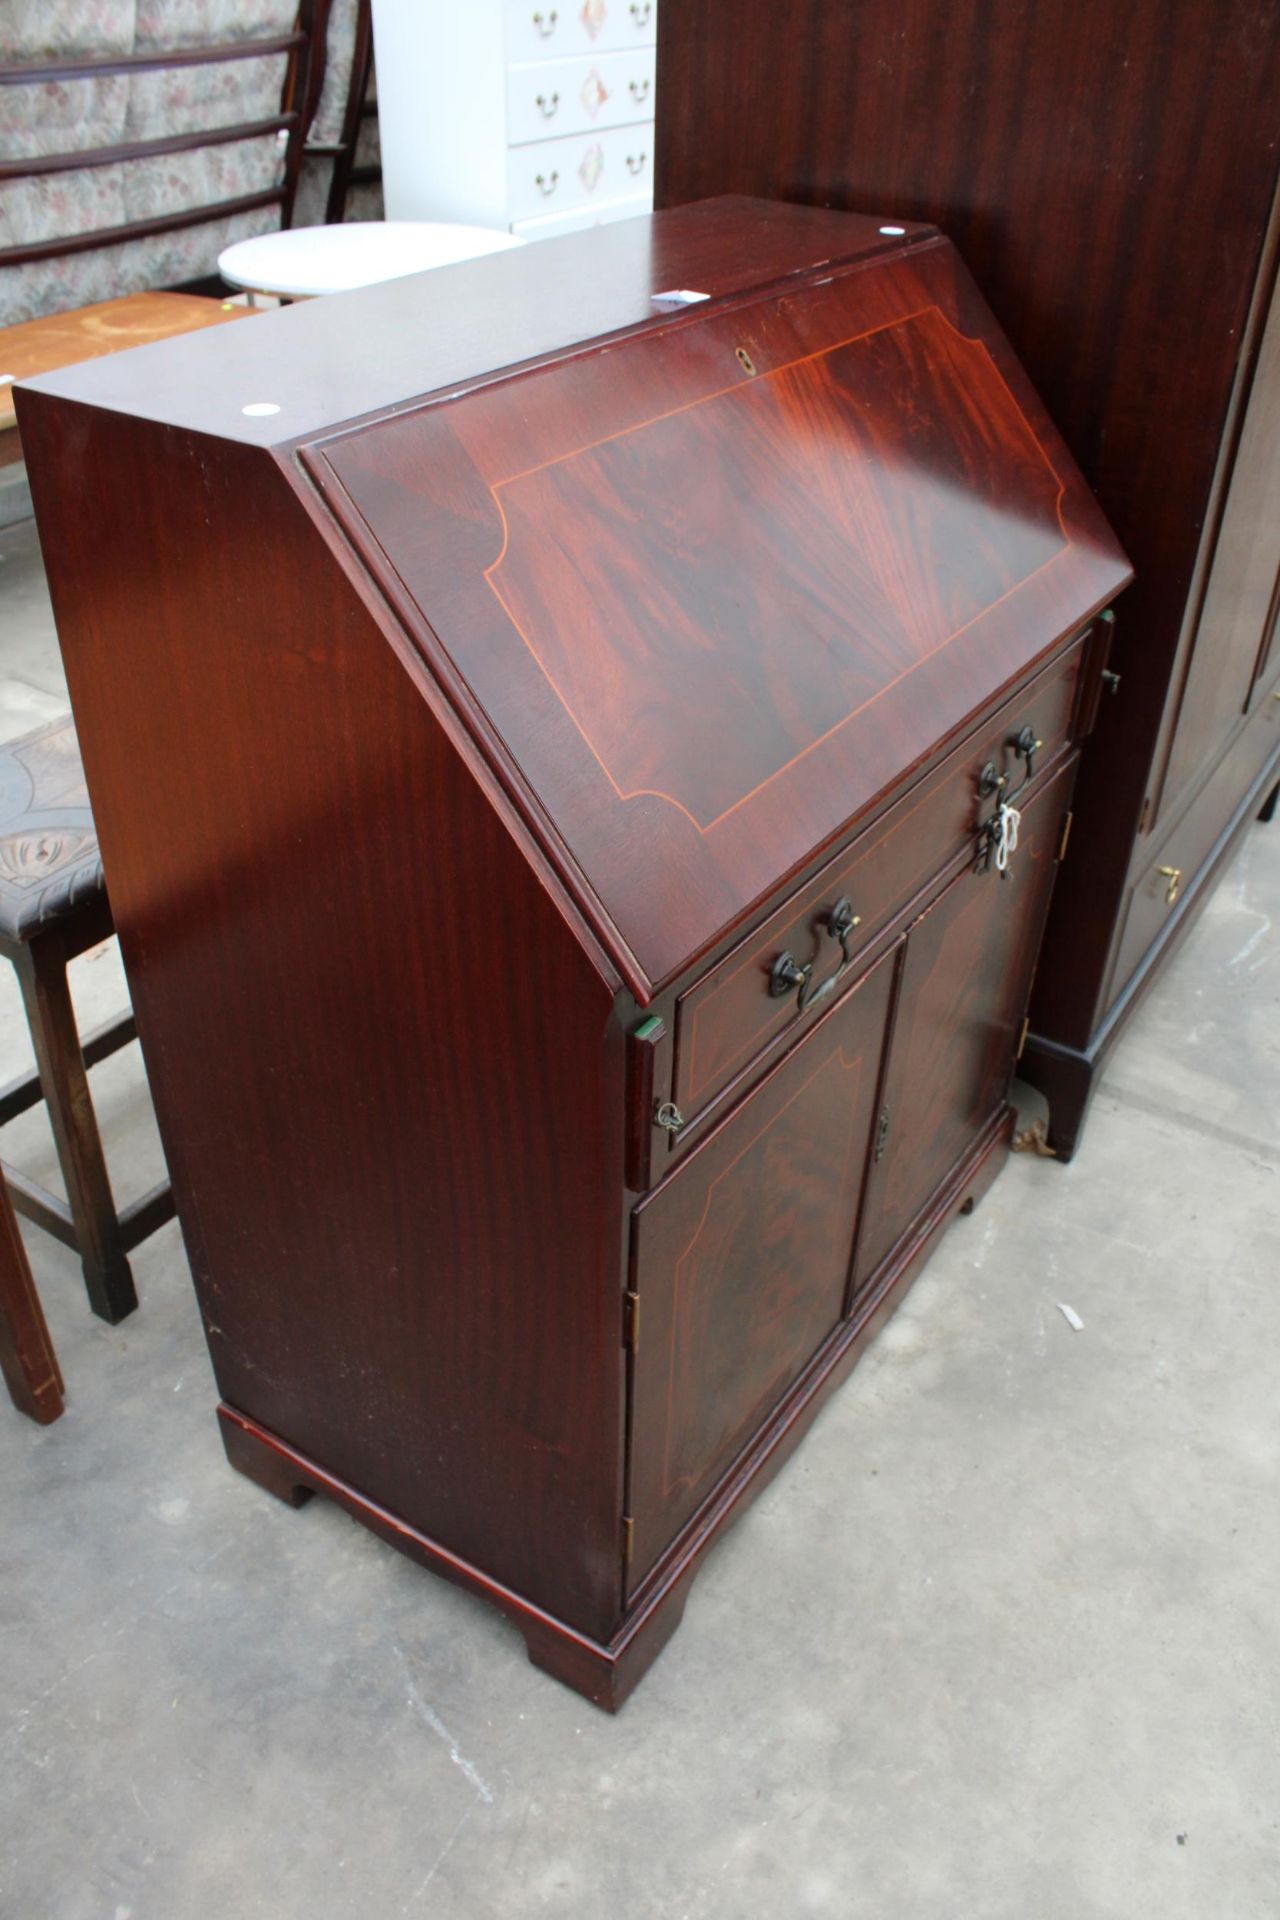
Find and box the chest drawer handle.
[630,1,652,24]
[536,91,560,117]
[535,170,559,196]
[626,151,648,175]
[654,1101,685,1134]
[629,77,651,102]
[532,8,558,34]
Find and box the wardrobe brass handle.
[1157,865,1182,905]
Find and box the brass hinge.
[622,1514,634,1570]
[1058,809,1074,863]
[1017,1014,1030,1061]
[623,1289,640,1353]
[1138,795,1152,835]
[873,1104,891,1163]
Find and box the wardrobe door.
[1157,266,1280,822]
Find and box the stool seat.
[0,717,104,941]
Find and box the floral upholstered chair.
[293,0,382,229]
[0,1,359,327]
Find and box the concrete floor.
[1,508,1277,1920]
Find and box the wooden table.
[0,293,254,465]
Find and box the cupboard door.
[627,950,895,1588]
[855,760,1075,1287]
[1155,263,1280,824]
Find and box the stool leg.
[0,1181,64,1423]
[13,937,137,1325]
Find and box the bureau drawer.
[507,122,652,223]
[507,48,656,145]
[670,646,1084,1132]
[504,0,658,64]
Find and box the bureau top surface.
[23,200,1131,998]
[19,198,922,447]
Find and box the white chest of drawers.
[371,0,658,241]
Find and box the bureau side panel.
[22,397,626,1641]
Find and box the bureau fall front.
[18,199,1131,1707]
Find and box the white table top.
[217,221,526,299]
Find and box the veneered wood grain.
[672,644,1083,1127]
[856,760,1076,1285]
[314,236,1128,996]
[486,306,1064,831]
[21,394,629,1641]
[628,950,894,1585]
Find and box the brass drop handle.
[532,8,558,34]
[1157,865,1182,905]
[1013,724,1043,780]
[626,151,648,175]
[535,170,559,196]
[976,725,1042,874]
[629,77,651,102]
[769,952,812,1001]
[536,91,560,117]
[654,1101,685,1134]
[769,897,862,1013]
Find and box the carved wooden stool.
[0,716,173,1323]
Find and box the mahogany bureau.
[17,198,1130,1708]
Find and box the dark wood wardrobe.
[654,0,1280,1152]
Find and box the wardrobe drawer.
[507,48,656,145]
[1111,680,1280,992]
[670,647,1083,1133]
[504,0,658,65]
[507,122,652,222]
